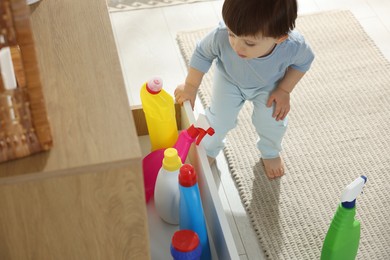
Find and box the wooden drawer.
[132,102,239,259]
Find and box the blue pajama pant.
[201,70,288,159]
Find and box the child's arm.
[175,26,223,108]
[266,67,305,121]
[277,67,305,94]
[174,67,205,109]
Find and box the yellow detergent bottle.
[140,77,178,151]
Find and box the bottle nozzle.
[341,175,367,208]
[191,114,215,145]
[196,127,215,145]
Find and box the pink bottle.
[174,114,215,164]
[142,114,214,203]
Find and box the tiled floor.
[108,1,390,259]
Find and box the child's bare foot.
[261,157,285,180]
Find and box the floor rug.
[107,0,217,12]
[177,10,390,259]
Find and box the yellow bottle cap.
[163,148,182,171]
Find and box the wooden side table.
[0,0,150,259]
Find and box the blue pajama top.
[189,22,315,94]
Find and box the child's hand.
[174,83,198,109]
[266,88,290,121]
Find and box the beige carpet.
[107,0,217,12]
[177,10,390,260]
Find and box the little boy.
[175,0,314,179]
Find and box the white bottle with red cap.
[140,76,178,151]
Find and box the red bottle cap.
[171,230,200,252]
[179,164,198,187]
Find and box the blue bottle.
[171,229,202,260]
[179,164,211,260]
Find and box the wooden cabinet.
[0,0,150,259]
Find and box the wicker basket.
[0,0,52,163]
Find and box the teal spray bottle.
[321,175,367,260]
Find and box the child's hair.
[222,0,297,38]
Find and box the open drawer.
[132,102,239,259]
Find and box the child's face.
[227,29,284,59]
